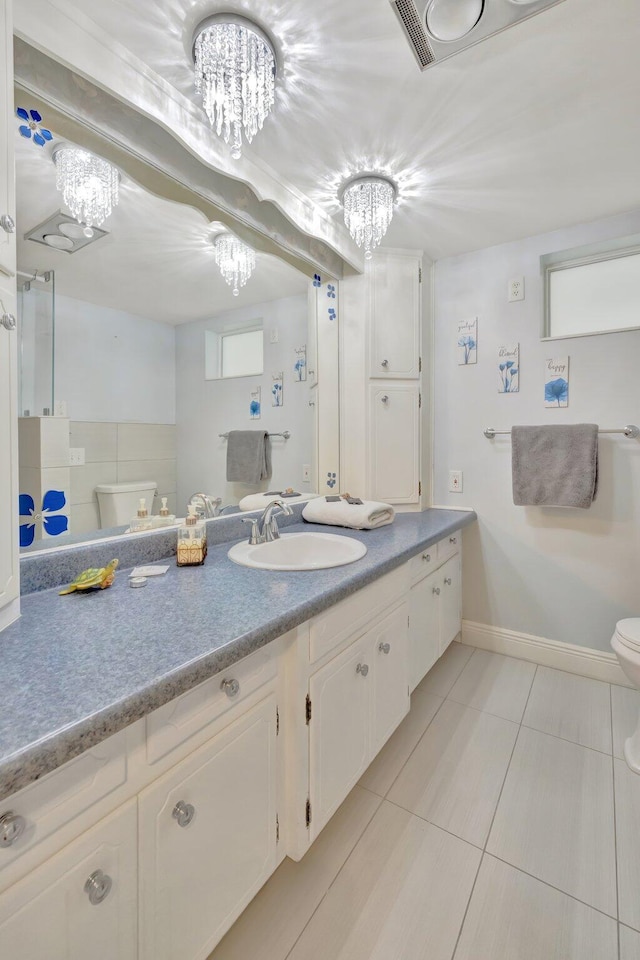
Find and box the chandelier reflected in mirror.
[213,233,256,296]
[340,176,397,260]
[193,14,276,160]
[53,146,119,228]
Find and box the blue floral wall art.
[457,317,478,365]
[544,357,569,407]
[272,372,283,407]
[19,490,68,547]
[294,345,307,382]
[498,344,520,393]
[249,387,261,420]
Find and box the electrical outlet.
[302,464,311,483]
[69,447,85,466]
[449,470,463,493]
[508,278,525,302]
[54,400,68,417]
[270,328,279,344]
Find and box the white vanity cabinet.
[0,800,138,960]
[138,692,279,960]
[0,0,19,631]
[409,533,462,692]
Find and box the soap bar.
[130,565,170,578]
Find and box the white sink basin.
[228,532,367,571]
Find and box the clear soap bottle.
[130,498,153,532]
[152,497,176,528]
[176,505,207,566]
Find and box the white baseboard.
[461,619,633,687]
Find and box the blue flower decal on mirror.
[313,273,322,287]
[16,108,53,147]
[327,284,336,299]
[19,490,68,547]
[326,472,337,489]
[328,307,337,321]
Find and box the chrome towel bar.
[484,425,639,439]
[219,430,291,440]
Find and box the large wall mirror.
[13,43,341,553]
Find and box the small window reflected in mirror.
[542,235,640,340]
[205,324,264,379]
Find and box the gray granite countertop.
[0,509,476,801]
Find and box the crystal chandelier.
[213,233,256,296]
[193,14,276,159]
[53,147,119,228]
[341,176,397,260]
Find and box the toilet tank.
[95,481,158,529]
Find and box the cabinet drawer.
[0,730,129,885]
[146,647,277,765]
[408,545,438,584]
[308,565,408,664]
[438,529,461,564]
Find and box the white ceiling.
[56,0,640,261]
[14,132,308,325]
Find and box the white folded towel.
[239,492,321,512]
[302,497,395,530]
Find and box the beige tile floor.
[209,643,640,960]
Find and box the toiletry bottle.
[177,505,207,566]
[153,497,176,528]
[131,498,153,532]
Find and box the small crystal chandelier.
[193,14,276,159]
[340,176,397,260]
[213,233,256,296]
[53,147,119,228]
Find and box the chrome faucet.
[188,493,222,519]
[242,498,293,545]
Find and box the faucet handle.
[241,517,262,545]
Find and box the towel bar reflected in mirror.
[219,431,291,439]
[483,425,639,439]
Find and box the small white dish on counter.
[228,532,367,571]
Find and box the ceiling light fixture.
[53,146,119,228]
[193,14,276,160]
[213,233,256,296]
[340,176,397,260]
[425,0,484,42]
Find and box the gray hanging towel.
[512,424,599,508]
[226,431,272,483]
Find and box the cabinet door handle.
[0,214,15,234]
[432,586,441,596]
[172,801,196,828]
[356,663,369,677]
[449,536,457,544]
[378,642,391,655]
[381,359,389,367]
[422,553,431,562]
[84,869,112,905]
[221,677,240,698]
[0,811,26,847]
[380,395,389,404]
[444,577,452,586]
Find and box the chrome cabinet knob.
[422,553,431,562]
[172,800,195,828]
[84,869,112,905]
[381,395,389,404]
[432,586,441,596]
[1,313,16,331]
[449,536,457,544]
[0,811,26,847]
[381,359,389,367]
[444,577,452,586]
[0,214,15,234]
[378,642,391,655]
[356,663,369,677]
[221,677,240,698]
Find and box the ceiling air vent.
[24,211,108,254]
[391,0,566,72]
[392,0,436,68]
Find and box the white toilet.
[95,480,157,529]
[611,618,640,773]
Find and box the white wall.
[54,294,176,423]
[433,210,640,653]
[175,295,313,509]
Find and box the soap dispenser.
[152,497,176,528]
[130,498,153,532]
[177,505,207,566]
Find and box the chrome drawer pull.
[378,642,391,655]
[449,536,457,544]
[0,812,26,848]
[221,677,240,698]
[356,663,369,677]
[381,395,389,404]
[381,359,389,367]
[0,214,15,234]
[433,586,441,596]
[84,870,112,905]
[1,313,16,331]
[172,801,195,828]
[444,577,452,586]
[422,553,431,561]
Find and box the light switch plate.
[302,464,311,482]
[449,470,463,493]
[69,447,85,466]
[270,328,279,343]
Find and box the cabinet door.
[139,694,278,960]
[440,553,462,654]
[409,568,442,692]
[0,801,137,960]
[0,0,15,279]
[370,253,420,379]
[369,383,420,503]
[309,636,370,838]
[370,603,410,755]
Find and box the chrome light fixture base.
[339,175,398,261]
[193,13,277,159]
